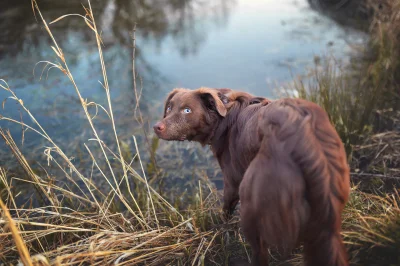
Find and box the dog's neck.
[208,99,250,151]
[208,95,271,152]
[205,127,218,146]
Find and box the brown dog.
[153,87,350,266]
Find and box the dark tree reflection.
[109,0,235,56]
[307,0,374,31]
[0,0,235,58]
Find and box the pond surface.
[0,0,365,190]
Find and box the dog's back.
[239,98,350,266]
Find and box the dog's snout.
[153,122,166,133]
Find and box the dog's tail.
[242,99,350,265]
[289,101,350,266]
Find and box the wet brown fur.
[154,87,350,266]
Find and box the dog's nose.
[153,122,166,133]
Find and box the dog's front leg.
[222,177,239,219]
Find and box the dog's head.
[153,87,229,145]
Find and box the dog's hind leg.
[240,211,269,266]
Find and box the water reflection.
[0,0,236,132]
[107,0,234,56]
[0,0,234,57]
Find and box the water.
[0,0,365,190]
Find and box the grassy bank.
[0,0,400,265]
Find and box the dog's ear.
[216,88,232,95]
[163,88,186,117]
[198,88,227,117]
[216,88,231,104]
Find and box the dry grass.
[352,123,400,178]
[343,187,400,265]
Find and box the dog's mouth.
[163,135,186,142]
[154,131,187,142]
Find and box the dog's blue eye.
[183,108,191,114]
[166,105,171,112]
